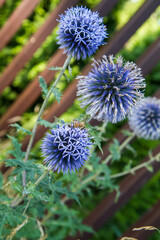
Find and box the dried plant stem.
[22,54,72,187]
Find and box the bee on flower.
[41,121,93,174]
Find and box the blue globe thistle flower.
[129,97,160,140]
[41,122,92,174]
[57,6,107,60]
[77,55,145,123]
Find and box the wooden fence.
[0,0,160,239]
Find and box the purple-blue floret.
[57,6,107,60]
[77,55,146,123]
[129,97,160,140]
[41,122,92,174]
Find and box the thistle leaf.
[68,64,72,76]
[109,139,121,162]
[145,165,153,172]
[38,119,56,128]
[7,135,24,160]
[63,72,71,82]
[10,123,32,135]
[0,173,3,189]
[51,86,62,103]
[49,66,62,71]
[38,76,48,98]
[122,130,133,136]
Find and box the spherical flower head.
[57,6,107,60]
[41,122,93,174]
[77,55,146,123]
[129,97,160,140]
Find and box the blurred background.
[0,0,160,239]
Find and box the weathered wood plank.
[0,49,66,132]
[0,0,6,8]
[0,0,79,94]
[0,0,119,131]
[96,0,160,58]
[120,200,160,240]
[0,0,40,50]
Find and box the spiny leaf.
[109,139,121,162]
[0,173,3,189]
[0,214,6,238]
[65,191,81,207]
[122,130,133,136]
[38,76,48,98]
[51,86,62,103]
[145,164,153,172]
[133,226,160,233]
[63,72,71,82]
[10,123,32,135]
[38,119,56,128]
[7,135,23,160]
[49,66,62,71]
[123,160,133,172]
[126,144,137,157]
[86,125,103,153]
[68,64,72,76]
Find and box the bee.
[69,120,85,129]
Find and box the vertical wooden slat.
[0,0,41,50]
[0,0,79,94]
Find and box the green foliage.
[109,139,121,162]
[86,124,103,153]
[49,66,62,71]
[0,173,3,190]
[38,119,56,128]
[38,76,48,98]
[7,135,24,160]
[51,86,62,103]
[10,123,32,135]
[0,0,160,239]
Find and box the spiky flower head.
[41,122,92,174]
[77,55,145,123]
[129,97,160,140]
[57,6,107,60]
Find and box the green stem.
[79,133,136,186]
[103,132,135,165]
[110,152,160,179]
[22,54,72,187]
